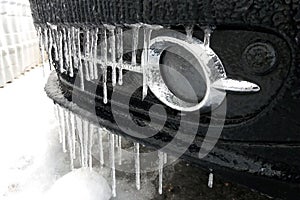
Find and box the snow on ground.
[0,66,156,200]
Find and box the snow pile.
[45,168,111,200]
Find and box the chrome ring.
[144,32,226,112]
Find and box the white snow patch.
[45,168,111,200]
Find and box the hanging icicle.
[101,28,108,104]
[57,106,67,153]
[158,151,164,195]
[93,28,99,80]
[106,25,117,86]
[110,134,116,197]
[118,136,122,166]
[76,28,85,90]
[135,143,141,190]
[66,111,74,170]
[131,24,140,67]
[70,112,76,160]
[142,25,162,99]
[88,123,94,170]
[116,27,124,85]
[58,28,64,74]
[75,115,85,167]
[67,27,74,77]
[55,104,63,144]
[98,128,104,168]
[48,28,54,70]
[84,29,91,81]
[208,169,214,189]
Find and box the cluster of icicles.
[36,23,163,103]
[54,104,169,197]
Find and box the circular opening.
[159,45,207,104]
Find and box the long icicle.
[58,28,64,74]
[158,151,164,195]
[83,120,89,168]
[101,28,108,104]
[142,25,162,99]
[84,29,91,81]
[75,115,85,167]
[131,25,140,67]
[76,28,85,90]
[72,27,78,70]
[58,106,67,153]
[118,136,122,165]
[68,27,74,77]
[88,124,94,170]
[98,128,104,168]
[107,25,117,86]
[88,29,95,80]
[70,112,76,159]
[135,143,141,190]
[93,28,99,80]
[116,27,124,85]
[110,134,116,197]
[48,28,54,70]
[55,104,63,144]
[66,111,74,170]
[63,27,70,74]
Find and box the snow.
[45,169,111,200]
[0,66,157,200]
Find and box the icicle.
[58,29,64,74]
[142,25,162,99]
[135,143,141,190]
[98,128,104,168]
[57,106,67,152]
[63,27,70,74]
[118,136,122,165]
[66,111,74,170]
[93,28,99,80]
[131,24,140,67]
[47,23,59,61]
[208,169,214,189]
[84,29,91,81]
[48,28,54,70]
[158,151,164,195]
[106,25,117,86]
[101,28,108,104]
[83,120,89,168]
[142,26,151,100]
[116,27,124,85]
[88,29,95,80]
[75,115,85,167]
[203,27,213,48]
[185,25,194,43]
[88,124,94,170]
[67,27,74,77]
[72,27,79,70]
[37,26,46,74]
[110,134,116,197]
[164,153,168,164]
[76,28,85,90]
[55,105,63,143]
[70,112,76,160]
